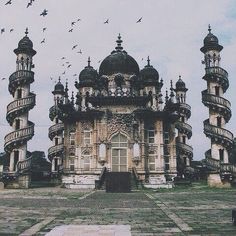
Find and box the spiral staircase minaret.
[3,29,36,185]
[48,79,65,177]
[201,25,234,185]
[174,76,193,176]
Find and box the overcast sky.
[0,0,236,160]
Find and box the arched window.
[69,132,75,146]
[84,129,92,145]
[99,143,106,159]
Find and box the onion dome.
[52,78,65,95]
[140,56,159,85]
[14,28,36,56]
[174,76,188,92]
[99,34,139,76]
[200,25,223,53]
[79,57,98,87]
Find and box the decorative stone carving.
[81,121,93,130]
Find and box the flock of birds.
[1,0,144,81]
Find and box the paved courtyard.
[0,183,236,235]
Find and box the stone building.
[53,35,193,188]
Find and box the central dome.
[99,34,139,76]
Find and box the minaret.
[201,25,233,185]
[48,78,65,175]
[174,76,193,176]
[4,28,36,175]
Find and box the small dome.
[175,76,188,92]
[14,28,36,56]
[53,79,64,94]
[200,25,223,53]
[79,57,98,86]
[140,57,159,84]
[99,34,139,76]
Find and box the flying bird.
[67,64,72,68]
[104,19,109,24]
[136,17,142,23]
[50,77,53,80]
[77,49,82,54]
[40,38,45,44]
[40,9,48,17]
[72,44,78,50]
[71,21,76,26]
[61,57,66,60]
[42,27,47,32]
[68,28,73,32]
[77,18,81,22]
[27,2,32,8]
[1,78,6,80]
[10,28,14,33]
[65,61,70,64]
[1,28,5,34]
[5,0,12,5]
[62,71,66,75]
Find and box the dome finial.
[58,76,61,83]
[88,57,91,67]
[179,75,181,79]
[208,24,211,33]
[25,27,29,36]
[115,33,123,51]
[147,56,150,66]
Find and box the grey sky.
[0,0,236,160]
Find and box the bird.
[98,60,101,63]
[27,2,32,8]
[67,64,72,68]
[65,61,70,64]
[10,28,14,33]
[50,77,53,80]
[71,21,76,26]
[5,0,12,5]
[40,9,48,17]
[61,57,66,60]
[77,18,81,22]
[1,28,5,34]
[40,38,45,44]
[1,78,6,80]
[42,27,47,32]
[104,19,109,24]
[62,71,66,75]
[68,28,73,32]
[72,44,78,50]
[136,17,142,23]
[77,49,82,54]
[73,74,77,76]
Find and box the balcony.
[176,142,193,158]
[49,105,61,121]
[6,94,36,124]
[205,157,220,170]
[48,144,64,160]
[202,90,231,122]
[4,122,34,152]
[9,70,34,94]
[175,121,192,138]
[17,156,32,173]
[48,123,64,140]
[204,120,233,146]
[204,66,229,92]
[178,103,191,118]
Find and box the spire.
[115,33,123,51]
[71,91,74,105]
[88,57,91,67]
[165,89,169,103]
[64,79,69,103]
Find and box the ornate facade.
[53,35,193,188]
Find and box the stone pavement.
[0,184,236,235]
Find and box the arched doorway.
[111,133,128,172]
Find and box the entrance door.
[111,133,128,172]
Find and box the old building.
[53,35,193,188]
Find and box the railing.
[17,156,32,173]
[9,70,34,84]
[178,103,191,111]
[202,90,231,111]
[48,144,64,157]
[63,168,99,174]
[205,157,220,170]
[204,120,233,143]
[49,105,61,120]
[205,66,228,79]
[7,94,35,115]
[48,123,64,139]
[4,123,34,149]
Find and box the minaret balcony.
[204,156,220,171]
[204,119,233,147]
[204,66,229,92]
[48,123,64,140]
[49,105,61,121]
[6,93,36,125]
[178,103,191,118]
[9,70,34,94]
[4,123,34,152]
[176,142,193,158]
[48,144,64,161]
[202,90,231,122]
[17,156,32,174]
[175,121,192,138]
